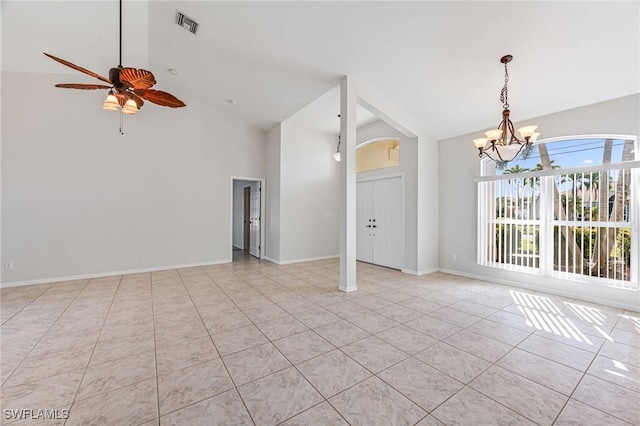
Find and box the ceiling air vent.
[175,11,198,35]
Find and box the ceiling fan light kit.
[102,92,120,111]
[473,55,540,169]
[45,0,185,134]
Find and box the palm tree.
[503,165,529,218]
[504,165,528,175]
[537,144,584,265]
[595,139,613,276]
[606,139,635,278]
[565,173,584,220]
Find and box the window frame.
[476,134,640,291]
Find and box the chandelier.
[473,55,539,169]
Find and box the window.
[477,136,639,290]
[356,138,400,172]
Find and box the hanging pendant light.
[333,114,341,162]
[473,55,540,169]
[333,133,341,162]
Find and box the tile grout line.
[0,284,54,326]
[191,266,259,425]
[149,271,162,425]
[206,266,340,423]
[208,262,550,424]
[204,262,358,425]
[63,275,124,426]
[548,312,635,426]
[2,279,92,388]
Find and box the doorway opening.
[231,177,265,261]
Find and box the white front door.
[356,181,374,262]
[372,177,403,269]
[249,182,261,258]
[356,176,403,269]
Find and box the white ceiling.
[3,1,638,139]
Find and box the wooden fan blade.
[119,68,156,90]
[55,83,112,90]
[43,53,111,84]
[130,92,145,109]
[134,89,186,108]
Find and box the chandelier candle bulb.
[473,138,489,149]
[517,125,538,139]
[484,129,503,142]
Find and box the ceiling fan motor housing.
[109,67,123,87]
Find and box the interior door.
[243,187,251,250]
[372,177,403,269]
[249,182,261,258]
[356,181,373,263]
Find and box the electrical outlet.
[452,254,457,262]
[5,261,13,270]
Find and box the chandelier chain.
[500,62,509,110]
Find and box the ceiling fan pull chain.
[120,109,124,135]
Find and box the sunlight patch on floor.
[510,290,592,344]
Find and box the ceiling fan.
[44,0,185,132]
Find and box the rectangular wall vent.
[175,11,198,35]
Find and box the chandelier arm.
[494,144,507,162]
[480,143,505,163]
[497,118,507,145]
[507,118,520,144]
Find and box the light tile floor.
[1,253,639,425]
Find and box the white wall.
[279,119,340,262]
[265,124,282,262]
[438,94,640,310]
[356,120,419,272]
[1,72,266,285]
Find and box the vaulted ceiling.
[3,1,638,139]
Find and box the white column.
[416,133,439,274]
[339,77,357,292]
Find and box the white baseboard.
[437,267,640,312]
[0,259,232,288]
[267,255,339,266]
[402,268,438,276]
